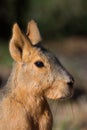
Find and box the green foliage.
[1,0,87,40]
[0,40,12,67]
[30,0,87,38]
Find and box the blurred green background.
[1,0,87,40]
[0,0,87,130]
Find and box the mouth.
[44,81,74,100]
[59,89,74,100]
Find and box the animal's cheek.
[44,80,73,100]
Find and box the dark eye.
[35,61,44,68]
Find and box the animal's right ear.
[9,23,32,62]
[26,20,42,45]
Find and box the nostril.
[71,76,74,83]
[67,82,73,89]
[67,78,74,89]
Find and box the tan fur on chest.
[0,87,52,130]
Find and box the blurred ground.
[0,37,87,130]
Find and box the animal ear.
[26,20,42,45]
[9,23,32,62]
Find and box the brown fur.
[0,20,74,130]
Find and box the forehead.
[31,46,48,61]
[32,45,57,63]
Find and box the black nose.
[67,77,74,89]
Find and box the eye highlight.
[35,61,44,68]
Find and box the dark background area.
[0,0,87,130]
[1,0,87,40]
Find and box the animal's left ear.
[9,23,32,62]
[26,20,42,45]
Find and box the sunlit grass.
[53,118,80,130]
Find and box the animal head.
[9,20,74,99]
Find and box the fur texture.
[0,20,74,130]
